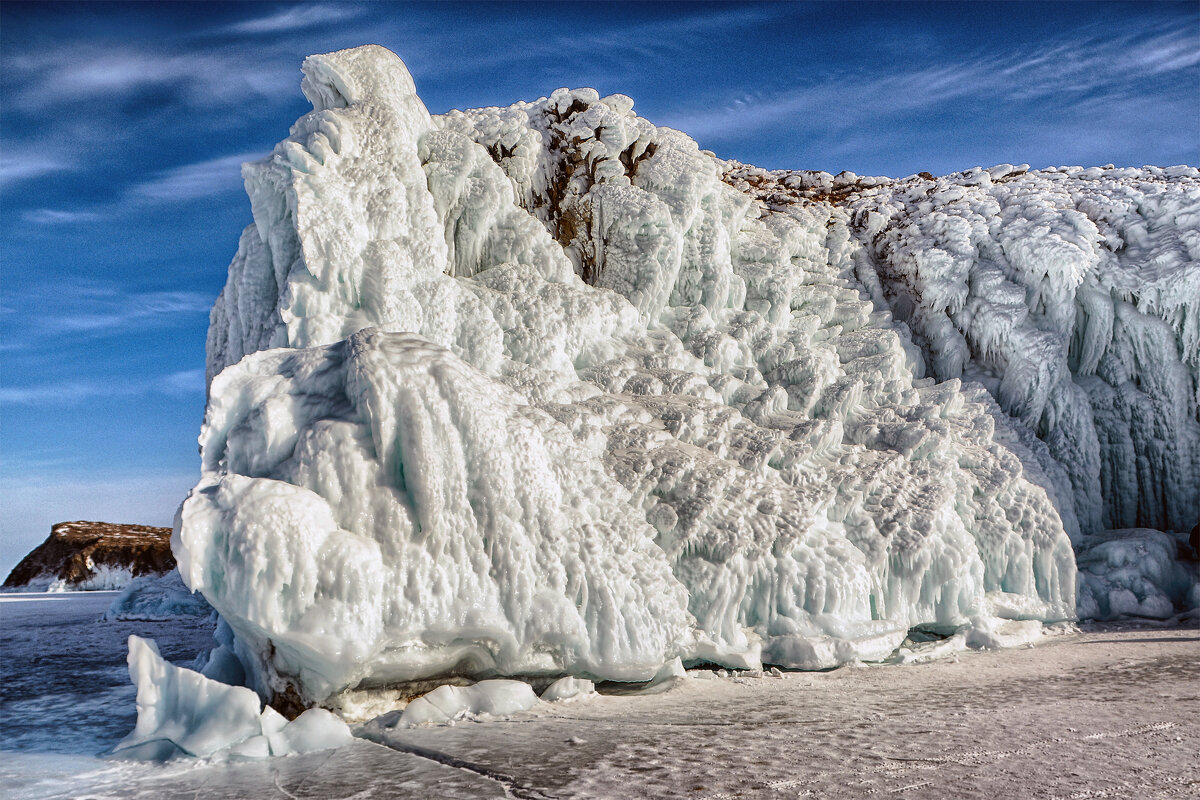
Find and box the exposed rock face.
[3,521,174,591]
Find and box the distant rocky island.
[3,521,174,592]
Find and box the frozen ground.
[2,592,1195,799]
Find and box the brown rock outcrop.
[2,521,174,590]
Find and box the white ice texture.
[181,45,1195,710]
[114,635,351,760]
[541,676,596,702]
[395,680,539,727]
[819,163,1200,538]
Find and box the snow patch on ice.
[46,565,134,593]
[963,617,1045,650]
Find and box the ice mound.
[541,676,596,701]
[114,635,351,760]
[1076,529,1199,620]
[395,679,539,727]
[105,569,215,621]
[174,44,1148,713]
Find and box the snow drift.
[159,45,1194,720]
[105,569,214,621]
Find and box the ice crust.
[181,45,1194,713]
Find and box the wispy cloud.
[0,284,212,343]
[660,21,1200,144]
[0,369,205,407]
[156,368,206,395]
[6,47,297,112]
[0,152,74,188]
[225,2,364,34]
[133,152,259,201]
[12,151,263,225]
[48,292,213,334]
[23,209,101,225]
[413,3,797,85]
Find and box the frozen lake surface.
[1,592,1196,798]
[0,592,217,753]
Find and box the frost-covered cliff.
[174,46,1194,715]
[833,164,1199,538]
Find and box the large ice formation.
[168,45,1195,717]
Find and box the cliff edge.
[3,521,174,591]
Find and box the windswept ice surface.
[176,45,1193,718]
[5,593,1197,799]
[0,593,217,755]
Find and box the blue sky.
[1,1,1197,574]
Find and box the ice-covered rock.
[1075,529,1199,620]
[175,44,1200,716]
